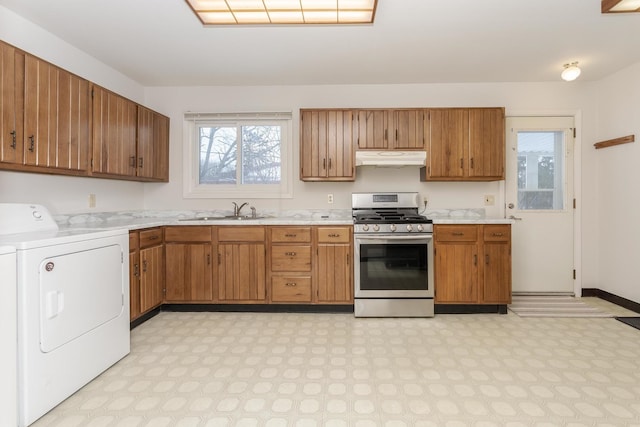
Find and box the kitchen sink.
[178,215,265,221]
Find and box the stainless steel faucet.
[232,202,249,216]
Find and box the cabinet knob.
[285,282,297,287]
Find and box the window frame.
[183,112,293,199]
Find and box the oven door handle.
[355,234,432,241]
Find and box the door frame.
[502,109,582,297]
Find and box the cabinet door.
[0,42,24,165]
[393,109,426,150]
[300,109,355,181]
[140,245,164,313]
[434,242,478,303]
[129,250,141,321]
[357,109,389,149]
[24,55,90,171]
[218,243,266,301]
[91,85,137,177]
[469,108,505,180]
[428,109,468,179]
[137,106,170,181]
[316,244,352,303]
[482,241,511,303]
[165,244,213,302]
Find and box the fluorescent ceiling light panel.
[185,0,377,25]
[602,0,640,12]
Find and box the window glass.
[184,113,292,199]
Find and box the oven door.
[354,234,434,299]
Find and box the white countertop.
[52,208,513,232]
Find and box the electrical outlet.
[327,194,334,204]
[88,193,96,208]
[484,195,495,206]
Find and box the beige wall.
[592,61,640,304]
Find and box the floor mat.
[508,295,613,318]
[616,317,640,331]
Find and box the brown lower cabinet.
[434,224,511,305]
[164,226,213,302]
[129,228,164,322]
[129,225,353,319]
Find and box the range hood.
[355,150,427,167]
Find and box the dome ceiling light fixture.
[561,62,582,82]
[185,0,378,26]
[602,0,640,13]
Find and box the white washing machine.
[0,204,130,427]
[0,244,17,427]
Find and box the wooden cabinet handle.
[9,130,16,149]
[328,233,341,238]
[384,129,388,140]
[129,156,136,167]
[207,254,211,265]
[492,232,504,237]
[218,253,221,265]
[452,232,464,236]
[285,282,297,287]
[460,158,463,168]
[284,233,297,238]
[147,235,159,241]
[473,254,477,266]
[328,158,332,170]
[470,158,474,169]
[142,259,148,272]
[28,135,34,152]
[285,252,297,256]
[323,158,326,170]
[138,157,144,168]
[134,263,140,278]
[485,254,490,265]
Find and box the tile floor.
[31,298,640,427]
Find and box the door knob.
[507,203,514,209]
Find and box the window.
[184,112,293,199]
[516,131,565,210]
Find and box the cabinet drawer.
[271,227,311,243]
[139,228,163,248]
[317,227,351,243]
[164,226,213,242]
[218,227,265,242]
[483,225,511,242]
[271,276,312,302]
[129,231,139,251]
[271,245,312,271]
[435,225,477,242]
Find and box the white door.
[505,117,574,294]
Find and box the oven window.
[359,243,428,291]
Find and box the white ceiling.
[2,0,640,86]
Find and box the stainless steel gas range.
[352,192,434,317]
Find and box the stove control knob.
[417,224,424,232]
[373,224,380,232]
[389,224,397,232]
[362,225,369,232]
[406,224,413,232]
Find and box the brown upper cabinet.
[424,107,505,181]
[92,86,170,182]
[300,109,355,181]
[356,109,427,150]
[1,44,91,173]
[0,40,169,182]
[0,42,25,165]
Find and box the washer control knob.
[32,211,42,219]
[389,224,397,232]
[362,225,369,232]
[406,224,413,232]
[373,224,380,232]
